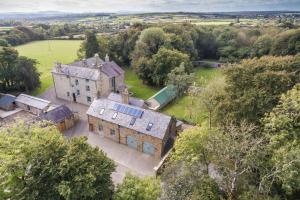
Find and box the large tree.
[262,84,300,197]
[167,63,195,98]
[113,174,161,200]
[0,122,115,200]
[152,48,191,86]
[84,31,100,58]
[216,55,300,124]
[0,47,40,92]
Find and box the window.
[67,75,70,78]
[112,112,118,119]
[76,90,80,95]
[98,124,103,131]
[111,77,116,91]
[85,79,89,83]
[27,105,30,111]
[100,108,105,115]
[87,96,92,103]
[67,92,70,97]
[86,85,90,91]
[75,79,79,85]
[110,129,115,135]
[146,122,153,131]
[130,117,136,126]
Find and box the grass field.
[126,67,223,125]
[162,68,223,125]
[16,40,82,95]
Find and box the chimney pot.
[105,54,110,62]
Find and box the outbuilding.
[0,93,16,111]
[15,94,51,115]
[87,97,176,159]
[40,105,78,132]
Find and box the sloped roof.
[87,98,172,140]
[53,57,124,80]
[15,94,50,110]
[148,85,177,109]
[54,64,101,80]
[107,93,145,108]
[40,105,73,123]
[0,94,16,106]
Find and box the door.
[127,136,137,149]
[143,142,155,155]
[89,123,94,132]
[72,93,76,102]
[60,121,66,131]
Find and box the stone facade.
[88,115,173,159]
[52,54,125,105]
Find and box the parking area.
[39,87,160,184]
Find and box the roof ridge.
[18,94,50,104]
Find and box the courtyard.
[39,87,160,184]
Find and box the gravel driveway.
[40,87,160,184]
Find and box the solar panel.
[112,103,144,118]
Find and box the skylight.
[146,122,153,131]
[100,108,105,115]
[112,112,118,119]
[130,117,136,126]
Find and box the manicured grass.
[124,67,223,125]
[16,40,82,95]
[162,67,223,124]
[124,68,160,99]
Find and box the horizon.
[0,0,300,13]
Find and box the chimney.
[82,59,88,67]
[96,91,101,99]
[55,62,62,72]
[121,88,129,104]
[94,53,100,66]
[105,54,110,62]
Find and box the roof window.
[130,117,136,126]
[146,122,153,131]
[112,112,118,119]
[100,108,105,115]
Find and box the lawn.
[124,68,160,99]
[16,40,82,95]
[126,67,223,125]
[162,68,223,125]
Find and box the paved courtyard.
[39,87,160,184]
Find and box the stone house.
[15,94,51,115]
[40,105,78,132]
[86,92,176,159]
[52,54,125,105]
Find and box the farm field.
[16,40,82,95]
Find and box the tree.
[0,122,115,200]
[271,28,300,56]
[198,77,226,128]
[216,55,300,124]
[84,31,100,58]
[0,47,40,92]
[151,48,191,86]
[262,84,300,196]
[113,174,161,200]
[161,162,220,200]
[251,35,273,57]
[166,63,195,97]
[14,56,40,92]
[166,122,267,200]
[0,39,8,47]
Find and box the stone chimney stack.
[105,54,110,62]
[94,53,100,66]
[82,59,88,67]
[55,62,62,72]
[121,88,130,104]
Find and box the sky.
[0,0,300,13]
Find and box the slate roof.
[52,56,124,80]
[87,98,172,140]
[53,64,101,80]
[40,105,73,123]
[15,94,51,110]
[107,93,145,108]
[0,94,16,106]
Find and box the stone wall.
[87,115,168,159]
